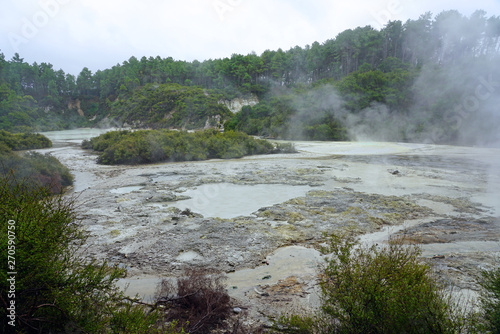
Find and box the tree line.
[1,10,499,142]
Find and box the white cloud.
[1,0,499,74]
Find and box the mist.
[286,11,500,148]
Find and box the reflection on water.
[173,183,311,218]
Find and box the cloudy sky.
[1,0,500,75]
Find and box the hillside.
[1,10,499,145]
[108,83,232,130]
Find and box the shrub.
[0,151,73,192]
[276,233,466,334]
[0,130,52,150]
[154,268,231,333]
[0,175,165,333]
[84,129,276,165]
[479,267,500,332]
[318,234,459,333]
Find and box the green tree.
[77,67,94,96]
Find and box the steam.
[285,11,500,148]
[282,60,500,147]
[344,103,413,142]
[345,67,498,147]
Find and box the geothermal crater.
[41,129,500,324]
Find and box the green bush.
[0,130,52,151]
[479,267,500,332]
[0,131,65,191]
[83,129,276,165]
[0,175,168,333]
[0,151,73,192]
[277,234,468,334]
[320,234,459,333]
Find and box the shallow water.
[39,130,500,213]
[172,183,312,218]
[37,129,500,224]
[292,140,423,156]
[34,129,500,309]
[118,245,323,303]
[41,128,118,145]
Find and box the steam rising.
[288,11,500,148]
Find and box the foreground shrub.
[154,269,231,333]
[479,266,500,332]
[276,234,467,334]
[321,234,459,333]
[0,175,164,333]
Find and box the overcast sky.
[1,0,500,75]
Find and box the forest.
[1,10,500,144]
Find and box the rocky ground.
[40,132,500,329]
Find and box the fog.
[279,11,500,147]
[344,66,500,147]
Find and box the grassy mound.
[82,129,290,165]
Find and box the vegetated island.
[82,129,296,165]
[0,130,52,151]
[0,130,73,191]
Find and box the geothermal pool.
[39,129,500,318]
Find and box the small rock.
[233,307,242,314]
[254,287,269,296]
[432,254,446,259]
[262,275,272,280]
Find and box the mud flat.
[40,130,500,325]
